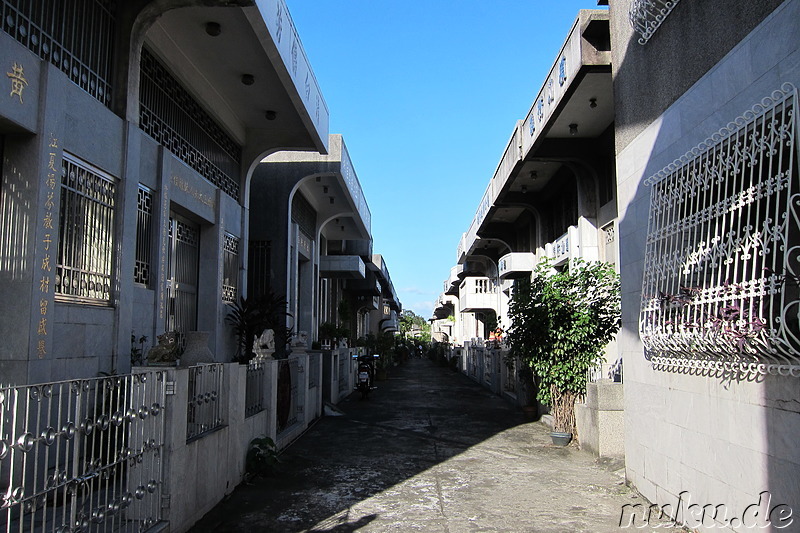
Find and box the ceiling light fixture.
[205,22,221,36]
[265,110,277,120]
[521,184,528,193]
[569,123,578,136]
[589,98,597,109]
[241,74,255,86]
[329,197,334,204]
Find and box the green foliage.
[226,290,292,362]
[507,259,621,431]
[399,310,431,341]
[245,436,280,478]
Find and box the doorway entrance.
[166,213,199,346]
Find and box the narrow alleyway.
[189,358,673,532]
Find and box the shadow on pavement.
[189,357,530,532]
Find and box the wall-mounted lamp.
[530,170,538,180]
[569,123,578,136]
[241,74,255,86]
[341,225,345,232]
[322,185,328,194]
[205,22,221,36]
[589,98,597,109]
[521,184,528,193]
[334,218,339,224]
[329,197,334,204]
[265,110,277,120]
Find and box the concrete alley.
[189,357,680,532]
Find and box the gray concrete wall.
[613,0,800,526]
[611,0,785,154]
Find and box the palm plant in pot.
[226,289,293,362]
[507,258,620,445]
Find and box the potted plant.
[507,258,620,445]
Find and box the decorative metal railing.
[1,0,117,106]
[587,361,623,383]
[641,83,800,376]
[628,0,681,45]
[139,48,242,201]
[244,361,265,418]
[186,364,224,441]
[1,371,166,532]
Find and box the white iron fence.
[2,352,349,533]
[1,371,167,533]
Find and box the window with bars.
[134,184,153,286]
[139,47,242,201]
[56,154,116,304]
[222,233,239,303]
[1,0,117,106]
[248,240,271,299]
[640,83,800,376]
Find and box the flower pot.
[550,431,572,446]
[181,331,214,366]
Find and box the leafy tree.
[507,258,620,436]
[400,310,431,341]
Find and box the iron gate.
[166,214,199,348]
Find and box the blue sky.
[287,1,606,318]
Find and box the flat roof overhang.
[461,10,613,259]
[143,2,329,156]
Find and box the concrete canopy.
[142,1,329,157]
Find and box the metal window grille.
[56,154,116,304]
[629,0,681,45]
[138,48,242,201]
[291,193,316,238]
[1,0,117,106]
[247,240,271,299]
[0,370,167,532]
[186,364,224,442]
[244,361,265,418]
[640,83,800,377]
[222,233,239,304]
[134,185,153,286]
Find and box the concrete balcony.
[498,252,536,279]
[319,255,365,279]
[546,225,579,266]
[458,278,498,313]
[346,271,381,296]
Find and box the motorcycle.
[354,353,379,400]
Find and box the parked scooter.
[353,353,379,399]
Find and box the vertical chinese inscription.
[158,183,170,321]
[6,62,28,103]
[37,134,59,358]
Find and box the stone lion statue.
[146,331,179,363]
[252,329,275,358]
